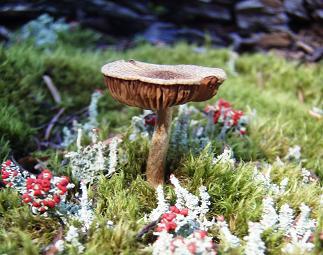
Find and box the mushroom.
[101,60,226,187]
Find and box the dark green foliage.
[0,100,35,159]
[0,41,121,157]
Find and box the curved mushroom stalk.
[146,107,173,187]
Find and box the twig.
[43,75,62,105]
[45,108,65,140]
[9,154,28,173]
[296,41,314,54]
[136,220,158,240]
[39,141,64,149]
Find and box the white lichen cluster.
[65,225,85,253]
[149,175,215,231]
[242,198,277,255]
[285,145,301,161]
[129,110,153,141]
[300,168,317,184]
[198,186,211,218]
[241,197,317,255]
[149,180,318,255]
[83,90,103,132]
[152,231,174,255]
[216,218,240,251]
[152,230,216,255]
[301,168,311,184]
[278,204,294,234]
[282,231,315,254]
[107,137,122,176]
[292,203,317,238]
[60,123,78,148]
[212,146,235,166]
[58,180,114,254]
[279,177,289,194]
[243,222,265,255]
[78,181,94,232]
[61,90,103,148]
[65,134,121,183]
[268,200,317,238]
[170,175,199,212]
[282,204,317,255]
[171,105,191,153]
[150,175,217,255]
[170,175,214,229]
[253,165,288,196]
[260,197,278,230]
[65,141,107,182]
[149,185,169,222]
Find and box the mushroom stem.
[146,107,173,187]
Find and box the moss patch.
[0,39,322,254]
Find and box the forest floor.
[0,28,322,254]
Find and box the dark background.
[1,0,323,60]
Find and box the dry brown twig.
[43,75,62,105]
[44,108,65,140]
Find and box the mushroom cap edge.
[101,59,226,86]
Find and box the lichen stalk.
[146,107,173,187]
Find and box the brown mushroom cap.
[101,60,226,110]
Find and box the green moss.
[1,42,322,175]
[0,189,59,254]
[0,38,322,254]
[0,100,35,159]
